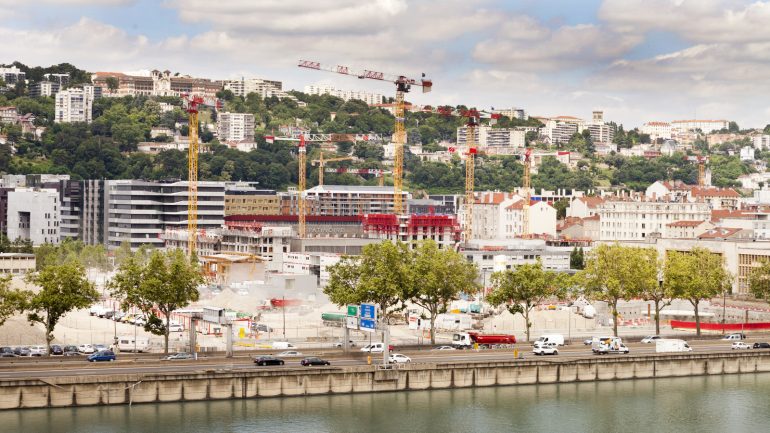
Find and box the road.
[0,339,762,379]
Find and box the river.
[2,373,769,433]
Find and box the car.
[78,344,96,354]
[166,352,194,360]
[641,335,662,344]
[333,340,356,348]
[432,346,456,351]
[168,323,184,333]
[29,345,47,356]
[93,344,107,352]
[49,344,64,356]
[13,346,31,357]
[276,350,303,357]
[360,343,394,353]
[0,347,15,357]
[731,342,751,350]
[723,333,746,341]
[87,350,116,362]
[753,342,770,349]
[388,354,411,363]
[134,316,147,326]
[583,338,593,346]
[63,346,81,356]
[254,324,274,333]
[533,342,559,356]
[254,355,285,366]
[112,311,126,322]
[300,357,330,366]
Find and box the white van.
[360,343,385,353]
[533,334,565,346]
[655,339,692,353]
[117,336,151,353]
[271,341,296,350]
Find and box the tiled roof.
[578,196,605,208]
[697,227,743,239]
[710,209,752,222]
[690,187,740,198]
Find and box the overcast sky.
[3,0,770,129]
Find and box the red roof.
[711,209,752,222]
[475,192,516,205]
[697,227,743,239]
[577,196,605,208]
[690,187,740,198]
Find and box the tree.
[664,248,732,336]
[26,262,99,355]
[406,240,478,344]
[111,249,202,354]
[487,261,566,342]
[105,77,119,94]
[749,260,770,305]
[635,248,670,335]
[325,241,412,321]
[0,275,31,327]
[578,244,651,336]
[570,247,585,270]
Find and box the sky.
[3,0,770,128]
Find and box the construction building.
[362,214,461,249]
[224,184,280,216]
[285,185,411,217]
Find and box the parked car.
[134,316,147,327]
[300,357,330,366]
[29,345,48,356]
[50,345,64,356]
[78,344,96,354]
[168,323,184,333]
[87,350,116,362]
[388,354,411,363]
[723,333,746,341]
[112,311,126,322]
[432,346,456,351]
[360,343,394,353]
[63,345,80,356]
[753,342,770,349]
[583,338,593,345]
[333,340,356,348]
[533,341,559,356]
[94,344,107,352]
[641,335,662,344]
[254,324,274,333]
[13,346,31,357]
[166,352,194,360]
[254,355,285,366]
[731,342,751,350]
[0,346,15,357]
[276,350,303,357]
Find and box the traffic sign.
[347,305,358,317]
[360,303,376,321]
[359,318,376,333]
[346,316,358,330]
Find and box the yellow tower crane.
[298,135,307,238]
[298,60,432,215]
[463,110,480,243]
[522,148,532,238]
[183,94,204,255]
[312,152,354,186]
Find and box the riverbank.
[2,351,770,410]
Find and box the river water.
[2,374,769,433]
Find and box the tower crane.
[522,147,532,238]
[268,134,310,237]
[298,60,433,215]
[685,155,709,186]
[312,152,354,186]
[183,94,204,255]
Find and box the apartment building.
[304,84,384,105]
[55,87,94,123]
[298,185,411,216]
[0,106,17,124]
[43,73,70,86]
[539,118,579,145]
[217,112,255,144]
[468,192,556,240]
[456,125,534,149]
[28,81,60,98]
[567,196,605,219]
[6,188,60,245]
[598,199,711,241]
[0,66,25,84]
[753,135,770,150]
[491,107,527,120]
[224,184,280,216]
[671,119,729,133]
[640,122,672,141]
[92,70,221,105]
[587,123,614,144]
[463,241,572,272]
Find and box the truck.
[270,298,302,308]
[591,336,629,354]
[321,312,346,327]
[117,336,151,353]
[655,339,692,353]
[452,332,516,349]
[582,305,596,319]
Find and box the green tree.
[26,262,98,355]
[749,260,770,305]
[0,275,31,327]
[105,77,119,94]
[578,244,651,336]
[664,248,732,336]
[324,241,412,321]
[635,248,670,335]
[570,247,585,270]
[487,261,566,342]
[406,240,478,344]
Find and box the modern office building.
[6,188,60,245]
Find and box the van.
[271,341,296,350]
[117,336,151,353]
[168,323,184,333]
[533,334,565,346]
[655,339,692,353]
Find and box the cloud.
[0,0,134,4]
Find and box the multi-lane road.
[0,338,765,379]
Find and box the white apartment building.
[491,107,527,120]
[217,112,255,143]
[0,106,17,124]
[28,81,60,98]
[598,199,711,241]
[456,125,535,149]
[0,66,25,84]
[567,196,605,219]
[469,192,556,240]
[753,135,770,150]
[55,88,93,123]
[539,119,579,145]
[640,122,672,141]
[304,84,384,105]
[6,188,60,245]
[104,180,225,250]
[671,119,729,133]
[587,123,614,144]
[463,241,572,271]
[224,77,283,97]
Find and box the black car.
[63,345,81,356]
[50,345,64,356]
[0,346,15,357]
[753,342,770,349]
[254,356,285,366]
[300,357,330,366]
[13,347,30,357]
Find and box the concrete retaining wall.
[2,352,770,410]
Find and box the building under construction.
[362,213,461,249]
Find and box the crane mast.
[298,135,307,238]
[522,147,532,238]
[393,89,406,214]
[464,111,480,242]
[184,94,203,256]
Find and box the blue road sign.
[359,318,376,333]
[360,303,377,320]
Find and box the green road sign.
[347,305,358,317]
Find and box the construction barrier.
[670,320,770,331]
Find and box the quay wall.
[2,352,770,410]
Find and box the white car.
[28,345,47,356]
[732,342,751,350]
[168,323,184,332]
[389,354,411,363]
[432,346,456,351]
[78,344,96,354]
[532,342,559,356]
[276,350,303,357]
[641,335,661,344]
[723,333,746,341]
